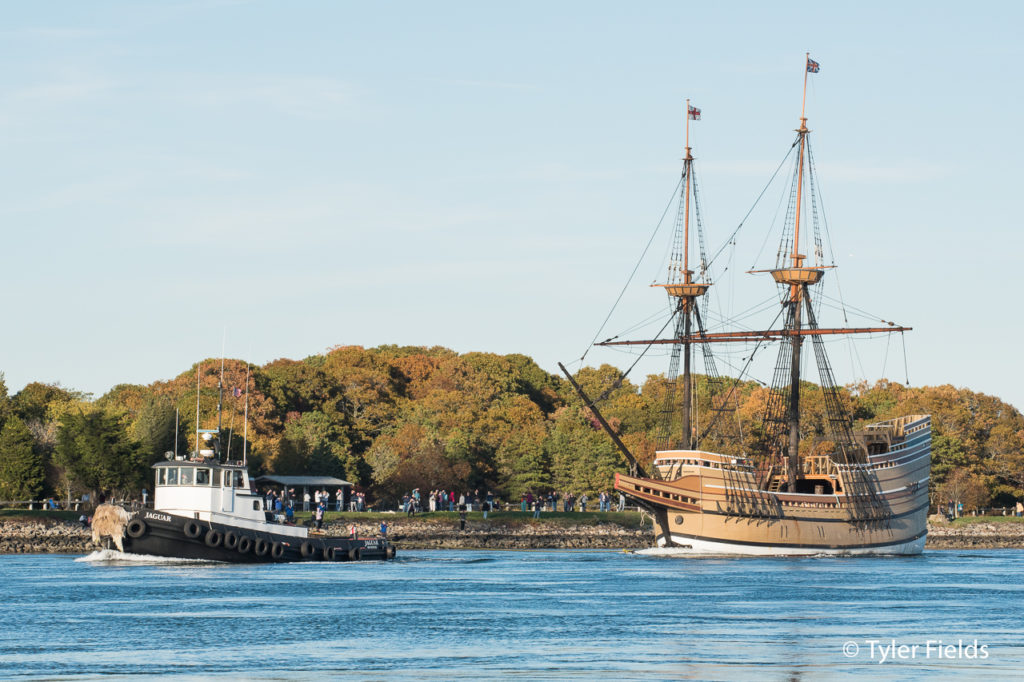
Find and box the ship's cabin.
[653,450,754,480]
[152,459,267,523]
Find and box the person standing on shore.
[379,520,388,538]
[618,492,625,512]
[303,491,310,512]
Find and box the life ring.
[183,520,203,539]
[348,547,362,561]
[223,531,239,550]
[126,519,147,538]
[205,529,223,547]
[237,536,253,554]
[270,542,285,560]
[300,541,317,558]
[254,538,270,556]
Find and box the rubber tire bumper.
[205,529,222,547]
[126,519,147,538]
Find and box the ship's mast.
[781,54,814,490]
[656,99,710,450]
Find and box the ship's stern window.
[253,501,261,511]
[196,468,211,486]
[180,468,194,485]
[166,468,179,485]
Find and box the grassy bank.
[0,509,81,522]
[306,510,647,530]
[949,515,1024,526]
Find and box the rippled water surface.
[1,549,1022,679]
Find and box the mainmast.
[769,53,820,490]
[654,99,709,450]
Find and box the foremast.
[654,99,710,450]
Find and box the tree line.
[1,344,1021,510]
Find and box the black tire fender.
[126,519,147,539]
[237,536,253,554]
[223,531,239,550]
[270,542,285,560]
[254,538,270,556]
[300,541,317,558]
[348,547,362,561]
[204,529,222,547]
[386,545,396,560]
[184,520,203,539]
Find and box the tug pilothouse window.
[212,469,221,486]
[232,471,244,488]
[157,469,166,486]
[196,469,210,486]
[180,468,194,485]
[166,468,179,485]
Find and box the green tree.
[496,424,550,498]
[0,373,12,429]
[0,416,45,501]
[130,395,183,466]
[55,410,143,499]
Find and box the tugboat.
[118,457,395,563]
[104,362,395,563]
[561,56,930,555]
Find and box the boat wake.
[75,549,222,565]
[629,547,730,559]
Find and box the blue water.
[0,549,1021,680]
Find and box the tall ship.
[562,56,930,555]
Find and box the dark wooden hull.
[118,510,395,563]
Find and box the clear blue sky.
[2,1,1022,410]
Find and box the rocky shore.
[3,515,1023,554]
[923,515,1024,549]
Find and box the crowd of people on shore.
[519,490,626,515]
[256,485,634,522]
[397,488,629,516]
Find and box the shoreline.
[3,513,1024,554]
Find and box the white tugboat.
[115,457,394,563]
[97,362,395,563]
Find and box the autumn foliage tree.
[3,346,1022,511]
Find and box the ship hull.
[618,415,931,557]
[116,510,395,563]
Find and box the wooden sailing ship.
[562,56,931,555]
